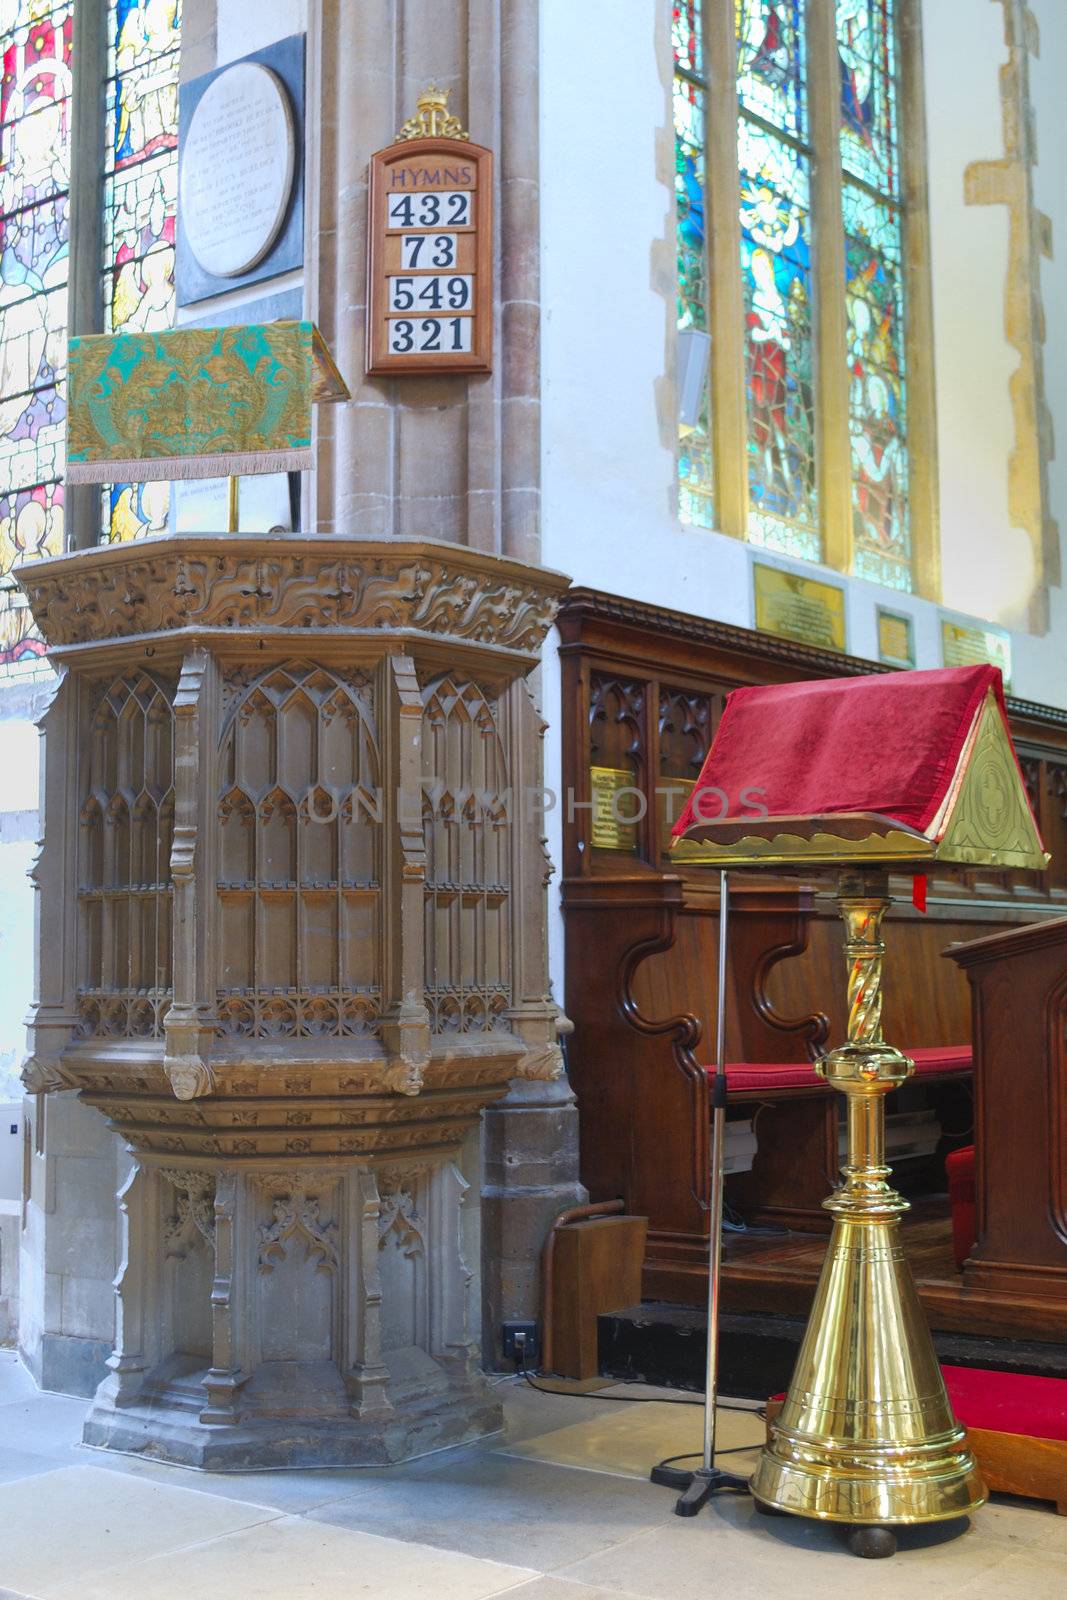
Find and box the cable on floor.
[517,1346,761,1416]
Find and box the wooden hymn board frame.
[366,135,493,377]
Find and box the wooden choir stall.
[559,590,1067,1359]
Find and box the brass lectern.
[673,665,1047,1555]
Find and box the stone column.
[319,0,544,559]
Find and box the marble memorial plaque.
[180,61,296,279]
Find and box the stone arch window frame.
[683,0,939,599]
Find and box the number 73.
[400,233,457,269]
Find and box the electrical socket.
[501,1320,539,1369]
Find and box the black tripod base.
[650,1463,751,1516]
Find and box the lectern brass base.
[750,1205,985,1524]
[750,875,985,1528]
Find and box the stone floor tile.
[487,1578,650,1600]
[0,1444,78,1487]
[555,1502,1015,1600]
[0,1466,279,1597]
[63,1515,539,1600]
[77,1446,401,1515]
[309,1450,667,1569]
[501,1396,764,1481]
[493,1380,629,1448]
[964,1493,1067,1554]
[0,1354,38,1408]
[951,1545,1067,1599]
[0,1395,93,1461]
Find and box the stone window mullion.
[67,0,108,551]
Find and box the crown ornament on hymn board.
[396,84,469,143]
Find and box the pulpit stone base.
[83,1359,501,1471]
[78,1152,501,1470]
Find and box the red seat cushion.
[943,1365,1067,1443]
[909,1045,973,1074]
[707,1045,972,1095]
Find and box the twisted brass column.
[749,870,985,1527]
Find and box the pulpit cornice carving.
[16,536,568,669]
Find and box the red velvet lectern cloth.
[672,664,1018,840]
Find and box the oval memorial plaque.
[180,62,296,279]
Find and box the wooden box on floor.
[550,1216,648,1380]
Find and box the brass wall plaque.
[753,563,846,653]
[590,765,640,852]
[877,608,915,668]
[941,617,1012,688]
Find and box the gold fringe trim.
[66,448,313,485]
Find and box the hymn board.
[367,88,492,377]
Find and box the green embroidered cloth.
[66,321,347,484]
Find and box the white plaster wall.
[925,0,1020,626]
[216,0,304,65]
[1016,0,1067,705]
[540,0,750,622]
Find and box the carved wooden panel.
[589,673,645,773]
[77,670,176,1038]
[587,673,647,858]
[658,684,719,856]
[216,663,381,1038]
[421,676,511,1032]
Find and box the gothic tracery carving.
[256,1177,339,1273]
[421,676,512,1034]
[217,662,382,1040]
[377,1169,426,1257]
[77,670,176,1040]
[161,1169,216,1258]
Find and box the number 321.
[388,317,472,355]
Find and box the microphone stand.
[650,870,751,1514]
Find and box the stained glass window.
[673,1,917,592]
[838,0,910,591]
[737,1,818,561]
[673,3,713,530]
[0,2,72,678]
[102,0,181,543]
